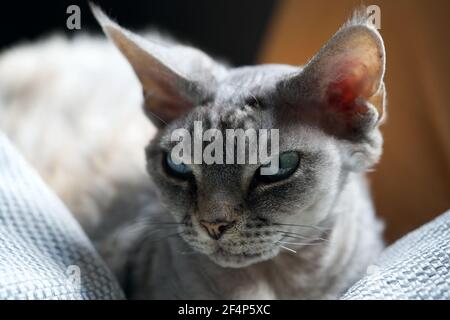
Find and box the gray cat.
[91,5,386,299]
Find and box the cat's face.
[93,6,386,267]
[145,65,344,267]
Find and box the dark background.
[0,0,276,66]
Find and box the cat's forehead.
[171,103,260,135]
[161,64,302,144]
[215,64,299,103]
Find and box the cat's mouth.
[215,247,262,258]
[208,245,280,268]
[180,225,282,267]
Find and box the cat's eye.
[245,95,261,108]
[163,152,193,180]
[255,151,300,183]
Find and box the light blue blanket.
[0,133,124,299]
[342,209,449,299]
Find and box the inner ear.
[280,21,386,139]
[326,60,375,110]
[320,39,385,119]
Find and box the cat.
[90,5,386,299]
[0,4,386,299]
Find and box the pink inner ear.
[325,62,372,115]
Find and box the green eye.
[163,152,193,180]
[256,151,300,183]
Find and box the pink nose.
[200,219,236,240]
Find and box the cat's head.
[93,5,386,268]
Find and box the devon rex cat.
[0,5,387,299]
[89,5,386,299]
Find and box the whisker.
[143,225,181,230]
[275,230,309,239]
[177,250,201,255]
[275,230,329,242]
[135,217,185,225]
[120,223,179,238]
[278,245,297,253]
[142,221,185,225]
[273,223,331,232]
[277,240,326,246]
[120,223,149,236]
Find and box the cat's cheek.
[149,172,193,219]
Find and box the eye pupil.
[280,152,298,169]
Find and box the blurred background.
[0,0,449,242]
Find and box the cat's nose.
[200,219,236,240]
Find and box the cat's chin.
[207,247,280,268]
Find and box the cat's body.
[0,34,155,232]
[0,7,386,299]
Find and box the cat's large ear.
[91,4,224,127]
[279,12,386,140]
